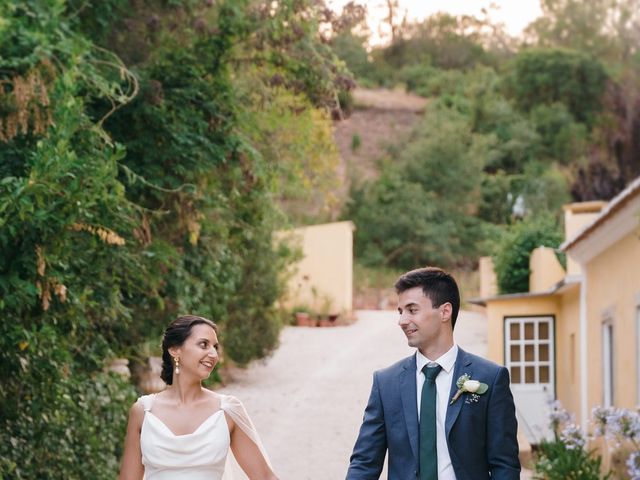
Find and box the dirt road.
[219,309,490,479]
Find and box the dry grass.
[331,88,428,218]
[354,263,480,311]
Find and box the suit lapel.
[400,354,419,462]
[445,348,473,437]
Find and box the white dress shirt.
[416,344,458,480]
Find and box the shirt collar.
[416,344,458,374]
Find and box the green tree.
[493,214,564,294]
[505,48,608,127]
[525,0,640,64]
[1,0,347,477]
[0,1,143,477]
[347,105,486,269]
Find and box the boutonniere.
[450,374,488,405]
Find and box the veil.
[220,394,275,480]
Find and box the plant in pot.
[318,294,337,327]
[293,305,313,327]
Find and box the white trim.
[602,319,614,407]
[567,198,640,263]
[505,316,555,388]
[562,176,640,251]
[636,301,640,407]
[579,273,589,429]
[505,315,556,443]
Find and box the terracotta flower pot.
[319,317,332,327]
[294,312,311,327]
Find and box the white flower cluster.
[559,423,585,450]
[591,405,640,479]
[627,451,640,480]
[548,399,574,433]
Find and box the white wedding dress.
[139,393,272,479]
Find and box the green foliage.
[478,171,520,225]
[0,326,136,478]
[534,438,608,480]
[351,133,361,151]
[520,163,571,218]
[344,10,510,89]
[331,32,372,80]
[1,0,346,477]
[234,67,341,223]
[505,48,608,127]
[337,1,638,271]
[347,106,486,269]
[525,0,640,65]
[528,103,588,165]
[0,2,145,478]
[493,214,564,294]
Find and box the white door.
[505,316,555,444]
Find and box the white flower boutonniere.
[450,374,488,405]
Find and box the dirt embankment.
[332,88,428,205]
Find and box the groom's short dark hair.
[394,267,460,329]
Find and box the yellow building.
[475,177,640,446]
[278,221,355,317]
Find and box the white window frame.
[504,316,555,391]
[636,299,640,406]
[602,318,614,407]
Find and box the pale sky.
[327,0,542,44]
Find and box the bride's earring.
[174,356,181,375]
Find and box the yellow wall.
[485,197,639,435]
[485,289,584,427]
[479,256,498,298]
[279,221,355,315]
[584,229,640,410]
[562,202,606,276]
[557,287,582,419]
[529,247,565,293]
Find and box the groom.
[346,267,520,480]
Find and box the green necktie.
[420,363,442,480]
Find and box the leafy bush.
[493,214,564,294]
[1,0,346,478]
[0,332,136,479]
[534,438,608,480]
[533,401,610,480]
[505,48,608,127]
[347,105,486,269]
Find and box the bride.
[119,315,278,480]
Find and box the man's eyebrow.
[399,302,418,311]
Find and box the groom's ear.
[440,302,453,323]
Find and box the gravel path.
[219,309,531,479]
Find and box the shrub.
[505,48,608,127]
[1,0,346,477]
[533,401,610,480]
[346,105,486,269]
[351,133,362,151]
[534,439,608,480]
[493,214,564,294]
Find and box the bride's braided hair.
[160,315,218,385]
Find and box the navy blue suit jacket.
[346,348,520,480]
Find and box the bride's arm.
[118,401,145,480]
[229,420,278,480]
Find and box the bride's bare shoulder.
[127,399,145,428]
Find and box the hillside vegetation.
[332,0,640,290]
